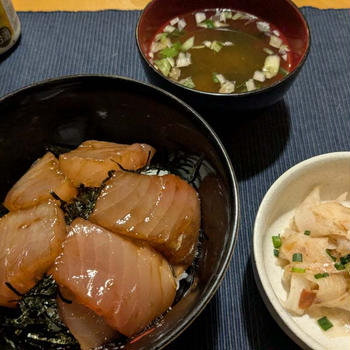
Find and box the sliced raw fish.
[0,201,66,307]
[4,152,77,211]
[58,289,117,350]
[53,219,176,337]
[59,140,155,187]
[90,172,201,265]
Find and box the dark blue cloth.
[0,8,349,350]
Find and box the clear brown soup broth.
[150,9,292,93]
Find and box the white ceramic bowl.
[253,152,350,350]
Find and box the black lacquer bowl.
[0,75,239,350]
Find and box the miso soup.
[149,9,292,93]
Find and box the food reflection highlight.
[0,140,204,350]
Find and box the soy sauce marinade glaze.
[149,9,292,93]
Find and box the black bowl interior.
[0,75,239,350]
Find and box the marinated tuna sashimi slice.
[4,152,77,211]
[90,172,201,266]
[58,289,117,350]
[0,201,66,307]
[53,219,176,337]
[59,140,156,187]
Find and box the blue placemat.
[0,8,349,350]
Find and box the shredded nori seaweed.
[51,170,115,225]
[0,275,79,350]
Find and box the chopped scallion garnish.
[334,263,345,270]
[273,249,279,257]
[345,263,350,272]
[304,230,311,236]
[212,72,219,83]
[317,316,333,331]
[272,235,281,249]
[292,253,303,262]
[340,254,350,265]
[314,272,329,279]
[325,249,337,262]
[291,267,305,273]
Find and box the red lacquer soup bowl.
[136,0,310,113]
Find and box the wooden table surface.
[12,0,350,11]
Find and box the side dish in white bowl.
[253,152,350,350]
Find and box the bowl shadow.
[242,257,301,350]
[164,294,219,350]
[200,100,291,181]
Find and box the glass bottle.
[0,0,21,55]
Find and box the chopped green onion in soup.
[170,17,179,26]
[181,36,194,51]
[159,46,179,58]
[166,57,175,67]
[246,79,256,91]
[253,70,265,82]
[263,47,274,55]
[149,8,291,93]
[164,25,176,33]
[212,72,219,83]
[195,12,206,24]
[210,40,223,52]
[232,12,242,20]
[257,21,270,32]
[179,76,195,88]
[203,19,215,29]
[169,67,181,80]
[269,35,283,49]
[154,58,172,76]
[263,55,280,79]
[178,18,187,31]
[214,21,229,28]
[203,40,212,48]
[219,81,235,93]
[176,52,191,67]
